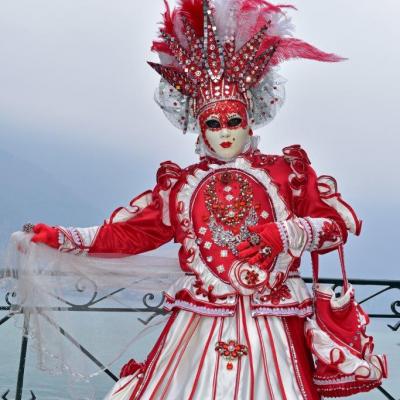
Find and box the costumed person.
[23,0,387,398]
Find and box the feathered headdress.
[149,0,342,133]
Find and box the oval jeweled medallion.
[191,169,275,283]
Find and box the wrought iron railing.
[1,276,399,400]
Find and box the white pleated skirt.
[105,296,319,400]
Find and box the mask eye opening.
[227,117,242,127]
[205,119,221,129]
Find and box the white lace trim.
[164,297,313,318]
[57,226,99,255]
[314,375,357,385]
[57,231,65,247]
[276,221,289,253]
[251,305,313,318]
[304,217,325,251]
[304,217,343,252]
[163,298,235,316]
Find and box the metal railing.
[1,277,399,400]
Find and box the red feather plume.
[268,37,345,65]
[177,0,204,37]
[240,0,296,14]
[238,1,296,40]
[153,0,203,56]
[160,0,176,35]
[151,0,176,56]
[150,0,344,106]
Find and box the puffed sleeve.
[277,145,361,256]
[294,165,350,253]
[56,161,182,257]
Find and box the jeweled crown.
[149,0,342,133]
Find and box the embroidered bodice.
[191,168,275,282]
[55,145,361,317]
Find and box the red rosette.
[119,359,145,378]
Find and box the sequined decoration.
[208,209,258,256]
[215,340,248,370]
[204,172,253,227]
[149,0,286,133]
[204,171,259,255]
[203,0,225,83]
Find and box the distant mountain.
[0,148,101,251]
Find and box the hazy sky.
[0,0,399,273]
[0,1,399,203]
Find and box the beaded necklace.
[204,172,253,227]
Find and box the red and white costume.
[54,145,361,400]
[28,1,376,398]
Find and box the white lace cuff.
[298,217,343,252]
[278,217,343,256]
[57,226,100,255]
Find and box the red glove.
[31,223,60,249]
[237,223,284,270]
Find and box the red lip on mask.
[220,142,233,148]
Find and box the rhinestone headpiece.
[149,0,342,133]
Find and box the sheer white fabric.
[1,232,183,383]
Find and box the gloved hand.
[31,223,60,249]
[237,222,284,270]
